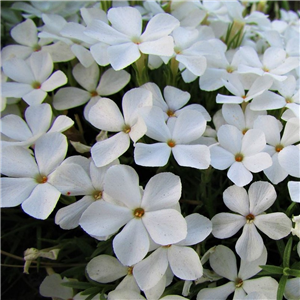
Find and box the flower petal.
[41,70,67,91]
[248,181,276,215]
[278,145,300,177]
[133,247,169,291]
[235,223,264,261]
[142,172,181,211]
[79,200,132,237]
[227,162,253,187]
[243,277,278,300]
[104,165,141,209]
[21,183,60,219]
[212,213,245,238]
[143,209,187,245]
[168,245,203,280]
[288,181,300,203]
[11,19,37,46]
[241,129,266,156]
[134,142,171,167]
[254,213,292,239]
[0,177,37,207]
[243,152,272,173]
[217,125,243,154]
[196,282,235,300]
[223,185,249,216]
[113,218,150,266]
[210,145,234,170]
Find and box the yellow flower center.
[127,266,133,275]
[275,144,284,152]
[90,90,98,97]
[122,124,131,134]
[93,190,103,200]
[36,175,48,184]
[235,278,243,288]
[32,81,41,89]
[167,139,176,148]
[133,208,145,218]
[246,213,255,223]
[167,109,176,117]
[235,153,244,162]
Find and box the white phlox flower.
[53,61,130,111]
[211,181,292,261]
[253,116,300,184]
[0,132,68,219]
[50,156,119,231]
[291,215,300,238]
[134,106,210,169]
[221,104,266,134]
[1,51,67,106]
[133,213,212,291]
[79,165,187,266]
[238,46,299,82]
[84,6,180,70]
[250,74,300,111]
[1,18,74,63]
[87,254,140,293]
[141,82,211,122]
[288,181,300,203]
[210,124,272,187]
[196,245,278,300]
[216,73,273,104]
[87,87,152,167]
[0,103,74,147]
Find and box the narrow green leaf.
[259,265,283,275]
[277,275,288,300]
[283,267,300,277]
[276,239,285,260]
[283,237,293,268]
[81,287,103,295]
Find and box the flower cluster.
[1,1,299,299]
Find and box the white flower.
[2,51,67,105]
[284,278,300,300]
[212,181,292,261]
[50,157,119,231]
[288,181,300,203]
[0,103,74,147]
[0,132,68,219]
[133,213,212,291]
[196,245,278,300]
[134,107,210,169]
[53,62,130,111]
[210,125,272,187]
[291,215,300,238]
[87,87,152,167]
[79,165,187,266]
[253,116,300,184]
[84,6,180,70]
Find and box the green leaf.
[283,267,300,277]
[259,265,283,275]
[81,287,103,295]
[277,275,288,300]
[283,237,293,268]
[61,281,93,289]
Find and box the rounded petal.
[41,70,67,91]
[288,181,300,203]
[177,213,212,246]
[284,278,300,300]
[243,152,272,173]
[281,117,300,146]
[172,110,206,144]
[1,82,33,98]
[172,144,210,169]
[21,183,60,219]
[223,185,249,216]
[248,181,276,215]
[108,6,142,37]
[210,145,234,170]
[79,200,132,237]
[278,145,300,178]
[11,19,38,46]
[142,172,181,211]
[212,213,245,239]
[87,97,124,131]
[104,165,141,209]
[210,245,237,281]
[22,89,47,105]
[222,104,245,130]
[235,223,264,262]
[108,290,145,300]
[48,115,74,134]
[217,125,243,154]
[0,177,37,207]
[49,163,94,195]
[168,245,203,280]
[134,142,171,167]
[108,43,140,71]
[133,247,169,291]
[164,86,190,111]
[72,62,99,91]
[227,162,253,187]
[143,209,187,245]
[1,145,38,177]
[97,68,130,96]
[254,213,292,239]
[241,129,266,156]
[86,254,127,283]
[243,277,278,300]
[53,87,91,110]
[29,51,53,82]
[55,196,94,230]
[0,114,32,141]
[139,36,175,56]
[113,218,150,266]
[196,282,235,300]
[35,132,68,175]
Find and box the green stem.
[134,53,149,86]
